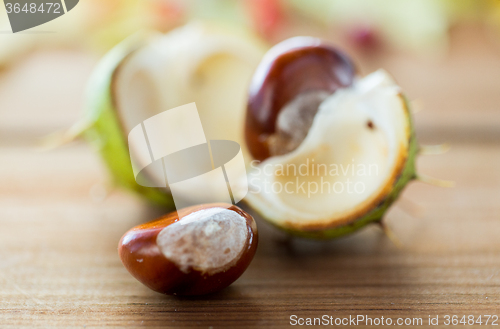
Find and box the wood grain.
[1,25,500,328]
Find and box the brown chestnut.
[245,37,356,161]
[118,203,258,296]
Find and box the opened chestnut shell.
[118,203,258,296]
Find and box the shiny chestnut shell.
[245,37,356,161]
[118,203,258,296]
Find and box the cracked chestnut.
[118,203,258,296]
[245,36,356,161]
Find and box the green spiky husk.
[83,34,175,208]
[255,95,418,240]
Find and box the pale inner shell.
[157,208,248,274]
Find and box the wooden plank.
[0,143,499,327]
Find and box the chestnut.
[118,203,258,296]
[245,37,356,160]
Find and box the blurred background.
[2,0,500,326]
[2,0,500,145]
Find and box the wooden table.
[1,25,500,328]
